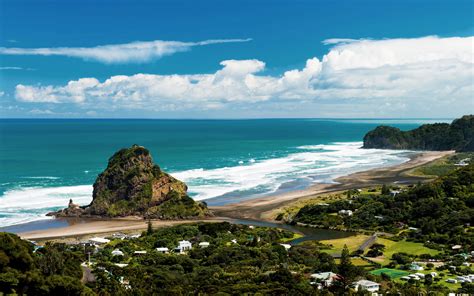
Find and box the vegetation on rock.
[363,115,474,151]
[50,145,209,219]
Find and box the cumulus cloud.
[0,38,252,64]
[14,36,474,115]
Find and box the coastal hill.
[363,115,474,152]
[50,145,209,219]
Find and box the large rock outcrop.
[49,145,209,219]
[363,115,474,152]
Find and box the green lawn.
[319,234,371,254]
[370,268,409,279]
[372,238,440,265]
[279,233,303,243]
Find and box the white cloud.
[14,36,474,116]
[0,38,252,64]
[0,66,34,71]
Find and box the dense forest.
[294,164,474,247]
[363,115,474,151]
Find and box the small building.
[310,272,339,288]
[430,272,438,277]
[338,209,353,216]
[414,273,425,279]
[115,263,128,268]
[89,237,110,245]
[410,263,424,271]
[231,239,238,244]
[133,250,147,256]
[111,249,124,256]
[389,190,401,197]
[400,276,410,281]
[198,242,210,248]
[446,278,457,284]
[452,245,462,250]
[175,240,192,253]
[280,244,291,251]
[156,247,169,253]
[353,280,380,292]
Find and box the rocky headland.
[49,145,210,219]
[363,115,473,152]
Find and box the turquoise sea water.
[0,118,449,227]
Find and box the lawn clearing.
[319,234,371,254]
[372,238,440,265]
[370,268,409,279]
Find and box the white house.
[199,242,210,248]
[176,240,192,253]
[338,209,353,216]
[89,237,110,245]
[111,249,124,256]
[353,280,380,292]
[310,272,339,288]
[452,245,462,250]
[410,263,424,271]
[156,247,169,253]
[280,244,291,251]
[390,190,401,197]
[133,250,147,255]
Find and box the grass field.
[373,238,440,265]
[370,268,409,278]
[279,233,303,243]
[318,234,371,254]
[407,152,473,178]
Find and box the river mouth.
[226,218,355,245]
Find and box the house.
[446,278,457,284]
[389,190,401,197]
[231,239,238,244]
[111,249,124,256]
[452,245,462,250]
[353,280,380,292]
[115,263,128,268]
[280,244,291,251]
[338,209,353,216]
[175,240,192,253]
[310,272,339,288]
[198,242,210,248]
[414,273,425,279]
[409,263,424,271]
[156,247,169,253]
[430,272,438,277]
[133,250,147,255]
[400,276,410,281]
[89,237,110,245]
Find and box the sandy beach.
[15,150,453,241]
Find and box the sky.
[0,0,473,118]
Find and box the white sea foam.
[0,142,411,227]
[173,142,411,201]
[0,185,92,227]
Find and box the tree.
[335,245,356,291]
[381,184,390,195]
[147,219,153,235]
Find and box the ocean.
[0,118,449,227]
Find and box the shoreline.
[9,150,453,241]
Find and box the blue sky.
[0,0,473,118]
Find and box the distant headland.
[363,115,474,152]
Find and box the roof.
[156,247,169,251]
[355,280,380,286]
[311,272,337,280]
[199,242,210,245]
[89,237,110,244]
